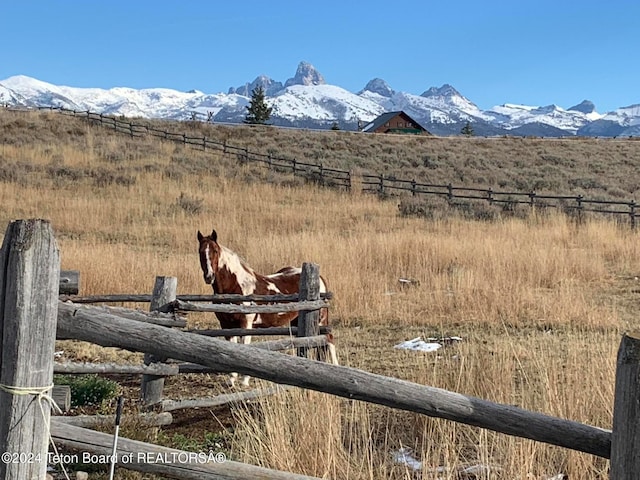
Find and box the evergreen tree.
[460,121,475,136]
[244,86,272,125]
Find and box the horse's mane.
[219,244,257,275]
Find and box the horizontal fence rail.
[187,326,332,337]
[59,292,333,303]
[26,106,640,228]
[172,298,328,314]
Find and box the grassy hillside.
[4,108,640,202]
[1,108,637,479]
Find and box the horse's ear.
[197,230,204,242]
[210,229,217,242]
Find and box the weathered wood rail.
[55,302,613,459]
[56,303,187,331]
[54,335,331,377]
[50,420,321,480]
[54,361,181,375]
[54,412,173,428]
[59,292,333,303]
[161,385,294,412]
[188,326,332,337]
[172,298,328,314]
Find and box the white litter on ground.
[394,337,442,352]
[392,447,422,471]
[393,447,564,479]
[394,336,462,352]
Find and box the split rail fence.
[2,219,640,479]
[55,270,333,410]
[29,106,640,229]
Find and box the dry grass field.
[2,108,640,479]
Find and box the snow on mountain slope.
[0,83,27,106]
[272,84,384,122]
[0,74,249,120]
[484,103,603,134]
[360,83,489,127]
[577,104,640,136]
[601,104,640,126]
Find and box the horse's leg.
[317,341,339,365]
[238,316,254,387]
[317,308,338,364]
[227,335,239,387]
[326,342,339,365]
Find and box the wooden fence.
[1,219,332,479]
[24,106,640,228]
[56,271,333,408]
[3,218,640,479]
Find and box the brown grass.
[1,108,638,478]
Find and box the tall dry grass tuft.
[231,384,351,478]
[232,382,422,480]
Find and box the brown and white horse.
[197,229,333,386]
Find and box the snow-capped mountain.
[482,103,601,135]
[1,61,637,136]
[577,104,640,137]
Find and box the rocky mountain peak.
[568,100,596,114]
[284,61,326,87]
[361,78,395,97]
[421,84,462,98]
[228,75,283,96]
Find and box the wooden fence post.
[296,263,321,359]
[577,195,584,224]
[610,331,640,479]
[141,276,177,406]
[0,219,60,479]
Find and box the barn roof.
[361,111,428,134]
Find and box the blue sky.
[1,1,638,112]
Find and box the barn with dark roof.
[361,111,430,134]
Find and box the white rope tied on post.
[0,383,70,480]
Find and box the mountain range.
[1,61,639,137]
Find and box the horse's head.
[197,229,220,285]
